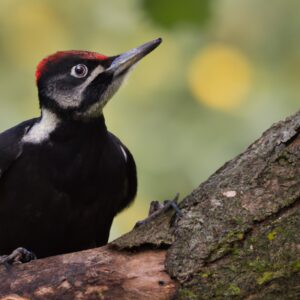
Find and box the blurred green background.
[0,0,299,240]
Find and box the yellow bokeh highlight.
[188,44,252,111]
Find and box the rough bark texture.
[0,247,176,299]
[1,112,300,299]
[113,112,300,298]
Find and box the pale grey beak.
[107,38,162,76]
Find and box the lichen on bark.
[166,112,300,281]
[176,201,300,299]
[113,112,300,298]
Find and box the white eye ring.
[71,64,88,78]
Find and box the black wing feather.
[0,119,36,178]
[108,132,137,213]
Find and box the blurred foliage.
[0,0,299,240]
[141,0,211,28]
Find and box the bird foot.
[134,193,182,228]
[0,247,36,268]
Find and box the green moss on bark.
[176,204,300,299]
[112,112,300,299]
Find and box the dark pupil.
[75,65,85,75]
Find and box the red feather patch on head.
[35,51,108,82]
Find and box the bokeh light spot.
[188,44,252,111]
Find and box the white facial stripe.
[101,75,125,104]
[78,74,125,118]
[47,65,105,109]
[78,64,105,96]
[22,109,60,144]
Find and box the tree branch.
[0,246,176,299]
[1,112,300,299]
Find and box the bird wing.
[0,119,36,179]
[108,132,138,212]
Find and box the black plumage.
[0,38,161,259]
[0,117,136,257]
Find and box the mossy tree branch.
[114,111,300,299]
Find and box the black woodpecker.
[0,38,162,261]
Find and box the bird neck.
[25,108,108,144]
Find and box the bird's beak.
[106,38,162,76]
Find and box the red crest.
[35,51,108,82]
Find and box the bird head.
[36,38,162,120]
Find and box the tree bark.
[1,112,300,299]
[0,247,176,300]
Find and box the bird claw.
[0,247,36,268]
[134,193,182,228]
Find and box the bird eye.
[71,64,88,78]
